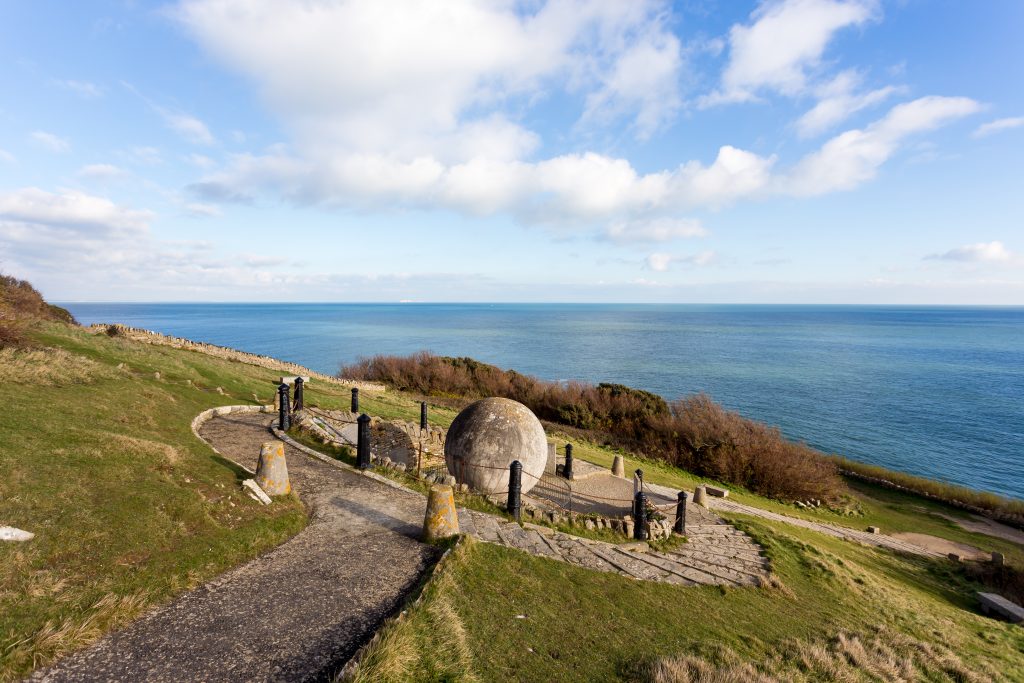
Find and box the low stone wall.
[89,323,385,392]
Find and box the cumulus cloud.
[926,241,1018,265]
[972,116,1024,139]
[702,0,878,106]
[30,130,70,153]
[0,187,152,235]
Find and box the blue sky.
[1,0,1022,303]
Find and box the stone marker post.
[611,454,625,478]
[423,485,460,541]
[674,491,688,535]
[693,485,708,508]
[507,460,523,522]
[357,413,371,469]
[351,387,359,413]
[564,443,574,480]
[633,490,648,541]
[420,401,428,430]
[278,383,291,431]
[255,441,291,496]
[293,376,304,412]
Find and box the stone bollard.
[693,485,708,508]
[423,485,460,542]
[255,441,291,496]
[611,454,625,478]
[992,551,1005,566]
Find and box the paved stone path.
[32,412,441,683]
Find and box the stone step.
[669,547,769,574]
[623,549,735,586]
[474,513,502,543]
[458,509,479,537]
[551,535,619,573]
[590,544,677,583]
[676,542,766,562]
[655,551,762,585]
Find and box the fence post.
[564,443,574,480]
[278,383,291,431]
[507,460,522,522]
[420,401,428,431]
[351,387,359,413]
[357,413,371,469]
[674,491,688,535]
[633,491,648,540]
[293,377,304,412]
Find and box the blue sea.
[63,303,1024,500]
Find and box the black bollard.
[293,377,304,412]
[351,387,359,413]
[634,491,648,540]
[564,443,574,480]
[674,491,688,535]
[356,413,371,469]
[420,401,428,431]
[507,460,522,522]
[278,383,291,431]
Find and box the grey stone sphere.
[444,397,547,495]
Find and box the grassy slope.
[0,323,372,679]
[350,522,1024,682]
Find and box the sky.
[0,0,1022,304]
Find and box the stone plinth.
[693,485,708,508]
[255,441,291,496]
[423,485,459,541]
[611,455,625,478]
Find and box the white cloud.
[162,110,216,146]
[174,0,683,157]
[77,163,128,180]
[0,149,15,163]
[0,187,153,234]
[55,79,102,98]
[796,70,899,137]
[127,146,163,165]
[703,0,878,106]
[926,241,1018,265]
[785,96,981,195]
[646,250,716,271]
[972,116,1024,139]
[184,202,222,217]
[606,217,707,243]
[186,153,216,168]
[30,130,70,153]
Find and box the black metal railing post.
[420,401,428,430]
[507,460,522,522]
[674,491,688,535]
[278,383,291,431]
[633,490,648,540]
[356,413,371,469]
[564,443,574,480]
[351,387,359,413]
[293,377,304,412]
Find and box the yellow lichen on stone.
[422,485,459,542]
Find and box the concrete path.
[32,412,440,683]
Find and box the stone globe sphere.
[444,397,547,495]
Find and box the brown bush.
[340,353,841,501]
[0,273,77,348]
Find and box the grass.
[0,323,321,680]
[351,518,1024,682]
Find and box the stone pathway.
[32,411,441,683]
[706,497,946,558]
[457,507,770,588]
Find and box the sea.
[62,303,1024,501]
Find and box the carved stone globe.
[444,397,547,495]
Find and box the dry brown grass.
[0,347,116,386]
[647,628,993,683]
[3,592,150,675]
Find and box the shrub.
[0,273,77,348]
[340,353,842,501]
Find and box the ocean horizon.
[63,302,1024,501]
